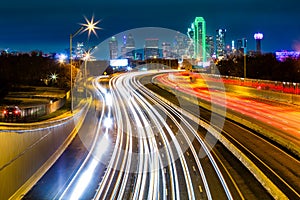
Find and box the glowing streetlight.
[58,54,67,64]
[80,16,101,38]
[70,16,101,113]
[50,73,58,81]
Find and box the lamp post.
[83,50,91,98]
[69,16,101,113]
[242,38,247,78]
[82,46,97,98]
[70,27,84,113]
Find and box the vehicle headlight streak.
[94,76,135,199]
[128,73,196,200]
[134,72,233,200]
[105,73,174,200]
[93,71,232,200]
[59,77,108,200]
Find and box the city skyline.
[0,0,299,53]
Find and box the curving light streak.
[112,72,177,199]
[135,72,233,199]
[128,72,196,200]
[93,71,233,200]
[69,158,98,200]
[93,77,127,199]
[123,72,193,199]
[59,78,107,200]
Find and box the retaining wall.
[0,102,88,200]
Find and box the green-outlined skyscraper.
[192,17,206,63]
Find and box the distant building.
[109,36,118,59]
[144,38,159,59]
[144,58,178,69]
[75,42,85,59]
[237,38,247,55]
[231,40,235,51]
[162,42,171,58]
[254,32,263,54]
[125,34,135,59]
[206,35,214,58]
[236,39,243,51]
[173,33,190,59]
[135,49,143,60]
[276,51,300,62]
[216,29,226,58]
[191,17,206,62]
[121,34,136,59]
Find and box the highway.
[150,71,300,199]
[23,70,300,199]
[94,72,235,199]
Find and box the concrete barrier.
[0,99,90,200]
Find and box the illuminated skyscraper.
[216,29,226,58]
[109,36,118,59]
[121,33,136,59]
[162,42,171,58]
[173,33,190,59]
[206,35,214,58]
[75,42,84,59]
[237,38,247,55]
[254,32,263,54]
[192,17,206,62]
[125,33,135,59]
[144,38,159,59]
[242,38,247,55]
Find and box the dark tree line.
[0,51,78,96]
[216,53,300,82]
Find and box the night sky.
[1,0,299,53]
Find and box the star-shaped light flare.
[83,51,95,61]
[80,15,101,38]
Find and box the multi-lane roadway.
[24,70,300,199]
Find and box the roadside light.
[70,15,101,113]
[58,54,67,64]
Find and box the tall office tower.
[121,34,136,59]
[173,33,190,59]
[236,38,247,55]
[231,40,235,51]
[109,36,118,59]
[242,38,247,55]
[206,35,214,58]
[125,33,135,59]
[216,29,226,58]
[237,39,243,50]
[76,42,85,59]
[187,28,195,58]
[162,42,171,58]
[191,17,206,62]
[144,38,159,59]
[254,32,263,54]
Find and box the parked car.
[3,106,22,120]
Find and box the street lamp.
[242,38,247,78]
[82,46,97,98]
[69,16,101,113]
